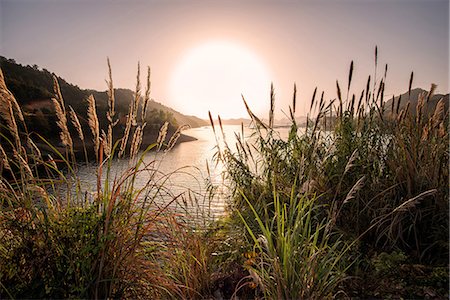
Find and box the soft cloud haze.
[1,0,448,118]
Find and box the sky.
[1,0,449,119]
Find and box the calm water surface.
[76,125,293,219]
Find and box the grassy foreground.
[0,52,448,299]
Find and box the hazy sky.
[1,0,448,118]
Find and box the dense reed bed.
[212,49,448,298]
[0,62,217,299]
[0,49,448,299]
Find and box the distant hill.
[0,56,207,130]
[384,88,449,118]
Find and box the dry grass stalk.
[0,144,11,171]
[69,106,84,142]
[101,130,110,157]
[432,97,445,127]
[119,64,143,158]
[166,125,190,153]
[87,94,100,160]
[52,76,73,149]
[132,62,141,126]
[292,83,297,117]
[0,68,24,122]
[141,66,151,123]
[242,95,268,129]
[343,176,365,205]
[269,83,275,128]
[14,150,33,178]
[426,83,437,103]
[52,75,65,110]
[416,91,426,124]
[156,122,169,151]
[0,99,21,149]
[393,189,437,213]
[106,58,115,123]
[27,137,42,159]
[52,97,73,149]
[130,125,144,159]
[47,154,58,170]
[119,115,132,158]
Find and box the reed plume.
[432,97,446,127]
[106,57,115,123]
[141,66,151,123]
[69,106,84,141]
[101,129,110,157]
[0,69,24,123]
[52,76,73,149]
[130,126,143,159]
[166,125,190,152]
[87,94,100,161]
[156,121,169,151]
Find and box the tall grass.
[0,61,216,299]
[213,48,448,297]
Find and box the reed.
[0,62,210,299]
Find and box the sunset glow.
[169,41,272,119]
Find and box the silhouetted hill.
[384,88,449,118]
[0,56,207,130]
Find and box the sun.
[168,40,272,119]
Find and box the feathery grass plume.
[269,83,275,128]
[87,94,100,160]
[416,91,426,124]
[53,75,65,110]
[157,121,169,151]
[0,68,24,123]
[432,97,446,127]
[166,124,190,152]
[69,105,89,162]
[336,80,342,117]
[242,94,268,129]
[101,129,110,157]
[130,126,143,159]
[52,76,73,149]
[141,66,151,123]
[0,98,21,149]
[132,62,141,126]
[106,57,115,122]
[393,189,437,213]
[14,150,33,178]
[119,65,142,157]
[69,106,84,141]
[107,124,113,154]
[119,114,132,158]
[343,176,365,205]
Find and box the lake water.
[75,124,294,220]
